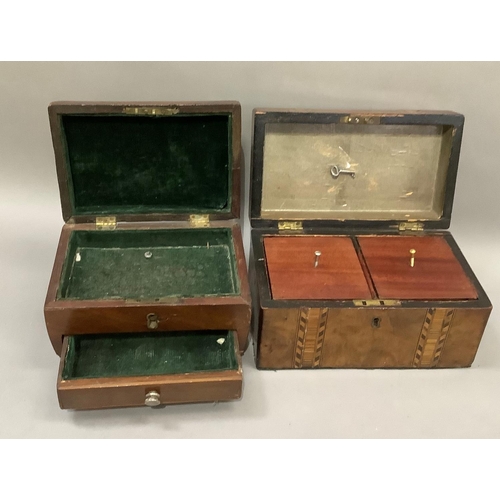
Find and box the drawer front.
[46,302,250,356]
[57,331,242,410]
[257,307,488,369]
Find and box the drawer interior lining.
[62,330,238,380]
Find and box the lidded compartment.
[357,235,478,300]
[251,110,464,229]
[49,102,244,302]
[250,109,481,302]
[263,235,372,300]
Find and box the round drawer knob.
[145,391,161,407]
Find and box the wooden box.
[44,101,251,409]
[249,109,492,369]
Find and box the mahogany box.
[44,101,251,409]
[249,109,492,369]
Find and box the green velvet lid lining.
[61,113,232,216]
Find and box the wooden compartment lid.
[49,101,242,224]
[357,235,478,300]
[251,109,464,230]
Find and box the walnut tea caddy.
[249,109,492,370]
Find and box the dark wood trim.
[248,250,263,367]
[250,109,264,223]
[250,218,453,231]
[230,104,242,220]
[250,109,464,231]
[48,101,242,223]
[251,108,464,116]
[50,101,241,113]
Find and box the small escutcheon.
[145,391,161,407]
[147,313,159,329]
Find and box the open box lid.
[250,109,464,231]
[49,101,242,224]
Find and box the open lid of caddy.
[49,101,242,224]
[250,109,464,231]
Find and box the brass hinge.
[353,300,401,307]
[95,216,116,230]
[278,221,303,232]
[189,214,210,228]
[398,222,424,232]
[123,106,179,116]
[340,115,381,125]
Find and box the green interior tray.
[62,331,238,380]
[57,228,240,300]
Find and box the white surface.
[1,62,499,438]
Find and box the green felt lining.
[57,228,240,300]
[61,113,232,216]
[62,331,238,380]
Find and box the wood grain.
[357,235,478,300]
[256,306,490,369]
[436,308,491,367]
[263,236,372,300]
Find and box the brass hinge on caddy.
[398,222,424,232]
[339,115,382,125]
[189,214,210,228]
[278,221,303,233]
[96,216,117,230]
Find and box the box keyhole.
[147,313,159,329]
[372,317,382,329]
